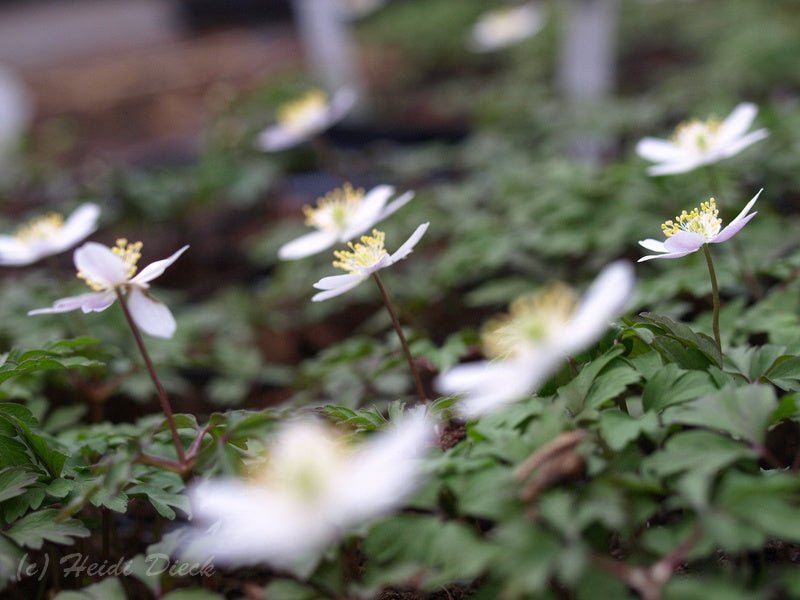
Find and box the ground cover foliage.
[1,0,800,598]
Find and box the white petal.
[717,102,757,146]
[561,261,635,354]
[341,185,394,240]
[0,236,35,266]
[718,128,769,159]
[278,231,337,260]
[663,231,705,254]
[377,190,415,222]
[388,223,429,265]
[127,288,176,338]
[73,242,128,287]
[28,291,115,315]
[256,124,309,152]
[311,276,367,301]
[55,203,101,252]
[638,238,667,253]
[327,87,358,124]
[313,273,362,290]
[635,138,684,163]
[130,245,189,286]
[726,188,762,227]
[647,159,703,176]
[638,250,696,262]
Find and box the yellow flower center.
[303,183,365,232]
[333,229,388,274]
[15,213,64,243]
[672,118,721,151]
[78,238,142,291]
[276,89,328,130]
[482,284,578,360]
[661,198,721,240]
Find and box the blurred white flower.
[470,3,545,53]
[0,65,32,163]
[256,88,357,152]
[436,262,635,417]
[0,203,100,266]
[311,223,429,301]
[182,410,435,569]
[278,183,414,260]
[639,190,761,262]
[29,240,188,338]
[636,103,768,176]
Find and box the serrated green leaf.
[6,509,90,549]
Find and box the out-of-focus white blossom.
[182,410,435,569]
[470,3,545,53]
[0,203,100,266]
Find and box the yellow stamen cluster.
[482,284,578,360]
[333,230,387,274]
[672,117,721,151]
[15,213,64,242]
[78,238,142,291]
[661,198,721,239]
[303,183,365,231]
[276,89,328,129]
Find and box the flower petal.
[647,159,703,176]
[663,231,705,254]
[388,222,429,265]
[717,102,757,146]
[311,276,367,302]
[341,185,394,241]
[28,291,115,315]
[713,212,757,244]
[278,231,337,261]
[313,273,362,291]
[0,236,34,266]
[377,190,415,222]
[562,261,634,354]
[55,203,101,252]
[130,245,189,286]
[638,238,667,253]
[327,87,358,124]
[638,250,697,262]
[635,138,684,163]
[256,124,309,152]
[719,128,769,159]
[127,288,176,338]
[74,242,129,288]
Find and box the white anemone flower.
[436,262,635,418]
[256,88,357,152]
[636,103,769,176]
[638,190,761,262]
[0,203,100,266]
[470,3,545,53]
[311,223,429,302]
[29,239,188,339]
[278,183,414,261]
[182,410,435,569]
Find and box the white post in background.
[557,0,619,165]
[291,0,365,111]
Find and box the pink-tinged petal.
[719,128,769,159]
[647,159,704,176]
[256,124,309,152]
[130,245,189,286]
[712,212,757,244]
[28,291,115,315]
[635,138,684,163]
[327,88,358,124]
[562,261,634,354]
[341,185,394,240]
[725,188,762,226]
[127,288,176,338]
[638,238,667,253]
[638,250,696,262]
[388,223,429,265]
[311,276,367,302]
[74,242,128,288]
[663,231,705,254]
[717,102,757,146]
[313,273,362,290]
[278,231,337,260]
[55,203,100,252]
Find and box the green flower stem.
[372,273,427,403]
[702,244,722,354]
[115,290,186,465]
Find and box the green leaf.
[161,589,226,600]
[0,468,39,503]
[638,313,722,367]
[598,409,659,451]
[642,364,718,412]
[54,577,126,600]
[6,509,90,549]
[663,385,776,445]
